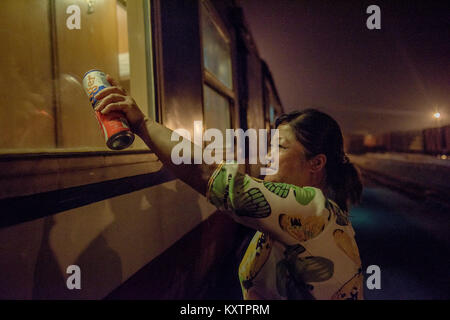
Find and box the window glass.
[56,0,127,149]
[0,0,149,153]
[203,85,231,136]
[270,105,275,125]
[0,0,55,150]
[201,4,232,89]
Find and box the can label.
[95,111,130,142]
[82,70,109,108]
[82,69,134,150]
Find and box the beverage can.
[82,69,134,150]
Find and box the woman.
[95,75,364,300]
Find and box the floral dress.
[206,162,363,300]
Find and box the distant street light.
[433,112,441,119]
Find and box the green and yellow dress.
[206,161,363,300]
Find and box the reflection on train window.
[201,1,232,89]
[203,85,231,136]
[0,0,151,153]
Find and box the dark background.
[241,0,450,134]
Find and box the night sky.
[240,0,450,135]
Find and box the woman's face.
[264,124,313,186]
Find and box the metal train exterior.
[0,0,283,299]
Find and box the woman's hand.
[94,74,148,136]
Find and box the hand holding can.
[94,74,147,134]
[82,70,145,150]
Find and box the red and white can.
[82,69,134,150]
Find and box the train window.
[270,106,275,126]
[264,78,281,128]
[0,0,159,199]
[201,1,233,90]
[0,0,155,154]
[203,85,231,136]
[200,0,235,144]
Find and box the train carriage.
[0,0,283,299]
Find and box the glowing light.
[433,112,441,119]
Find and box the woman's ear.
[309,154,327,173]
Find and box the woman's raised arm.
[94,75,331,240]
[94,75,217,196]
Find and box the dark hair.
[275,109,362,211]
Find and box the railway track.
[356,165,450,209]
